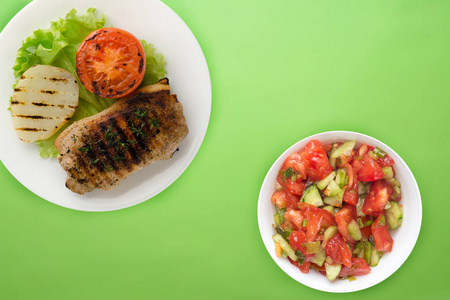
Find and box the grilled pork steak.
[55,78,188,194]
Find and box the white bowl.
[257,131,422,293]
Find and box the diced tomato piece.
[288,230,312,257]
[338,258,371,277]
[284,209,304,229]
[285,179,306,196]
[362,180,393,216]
[335,205,357,241]
[359,216,373,239]
[353,154,385,182]
[300,140,333,181]
[342,166,358,206]
[271,190,299,210]
[357,143,369,157]
[336,154,354,168]
[360,226,372,240]
[298,202,315,209]
[343,190,358,206]
[310,262,326,272]
[285,192,300,210]
[325,234,352,267]
[288,257,310,274]
[301,206,336,242]
[271,190,286,209]
[377,154,395,168]
[371,212,394,252]
[281,153,308,180]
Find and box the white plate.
[0,0,211,211]
[258,131,422,293]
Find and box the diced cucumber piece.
[334,168,348,189]
[317,171,336,190]
[324,180,342,197]
[368,151,378,160]
[323,196,342,207]
[354,242,365,259]
[322,205,335,215]
[358,182,366,195]
[363,241,372,265]
[325,263,342,281]
[384,201,392,210]
[329,143,339,169]
[272,233,298,261]
[310,248,326,267]
[300,184,323,207]
[330,140,356,159]
[273,212,284,225]
[322,226,338,247]
[306,241,321,254]
[386,178,400,187]
[373,147,387,158]
[347,220,362,241]
[382,167,394,180]
[386,201,403,229]
[370,248,382,267]
[393,185,401,195]
[356,194,366,217]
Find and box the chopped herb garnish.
[135,107,148,119]
[295,250,306,264]
[130,119,147,137]
[71,134,76,143]
[283,167,294,179]
[149,118,159,129]
[103,162,113,172]
[88,158,99,165]
[114,156,125,162]
[105,125,119,146]
[78,144,92,152]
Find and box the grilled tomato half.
[76,27,146,99]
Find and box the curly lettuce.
[12,8,167,158]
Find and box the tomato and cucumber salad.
[271,139,403,281]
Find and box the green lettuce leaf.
[12,8,167,158]
[140,40,167,86]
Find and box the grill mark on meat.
[109,118,141,165]
[78,134,105,188]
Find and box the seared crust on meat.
[55,78,188,194]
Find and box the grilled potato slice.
[11,65,79,143]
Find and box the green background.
[1,0,448,299]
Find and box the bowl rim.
[257,130,422,293]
